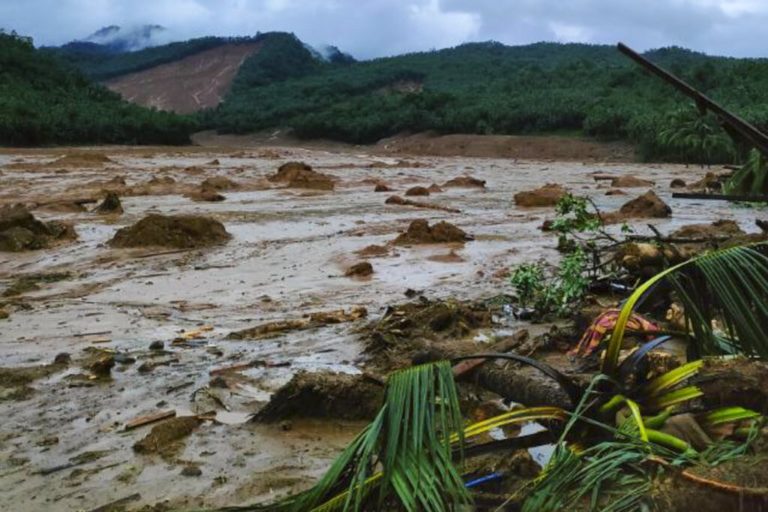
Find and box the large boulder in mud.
[671,220,744,239]
[269,161,313,182]
[269,161,335,191]
[255,371,384,421]
[201,176,239,191]
[405,186,430,197]
[93,192,123,214]
[0,205,76,252]
[393,220,472,245]
[610,175,655,188]
[688,171,722,192]
[109,214,231,249]
[443,176,486,188]
[619,190,671,218]
[514,183,567,207]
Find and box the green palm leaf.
[603,243,768,375]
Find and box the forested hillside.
[209,41,768,162]
[0,31,195,145]
[45,36,241,81]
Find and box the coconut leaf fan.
[603,243,768,374]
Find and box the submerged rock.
[393,219,471,245]
[443,175,486,188]
[133,416,201,459]
[200,176,239,191]
[109,214,231,249]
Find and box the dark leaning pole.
[617,42,768,157]
[618,42,768,201]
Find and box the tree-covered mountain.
[205,40,768,161]
[0,31,195,146]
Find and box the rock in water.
[109,214,231,249]
[405,186,430,196]
[200,176,239,191]
[345,261,374,277]
[513,183,568,207]
[443,176,486,188]
[394,219,471,245]
[268,161,335,191]
[610,175,655,188]
[0,205,77,252]
[93,192,123,214]
[618,190,672,218]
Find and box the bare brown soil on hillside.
[104,43,262,114]
[377,132,634,162]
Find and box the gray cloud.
[3,0,768,58]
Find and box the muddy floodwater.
[0,143,760,511]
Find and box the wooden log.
[672,192,768,202]
[124,410,176,430]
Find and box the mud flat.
[0,142,761,511]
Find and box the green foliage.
[604,243,768,374]
[510,248,589,316]
[657,105,735,165]
[205,41,768,162]
[44,36,239,81]
[229,33,321,91]
[266,361,470,512]
[724,149,768,195]
[0,31,195,146]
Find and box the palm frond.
[603,243,768,375]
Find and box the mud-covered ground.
[0,141,761,511]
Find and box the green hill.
[0,31,195,146]
[208,41,768,161]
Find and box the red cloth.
[569,308,659,357]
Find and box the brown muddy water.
[0,144,761,511]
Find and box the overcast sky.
[3,0,768,59]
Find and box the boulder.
[0,205,76,252]
[405,186,430,197]
[269,162,335,191]
[201,176,239,191]
[443,176,486,188]
[345,261,374,277]
[394,220,471,245]
[513,183,567,207]
[109,214,231,249]
[610,175,655,188]
[93,192,123,214]
[610,190,671,221]
[670,179,687,189]
[670,220,744,239]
